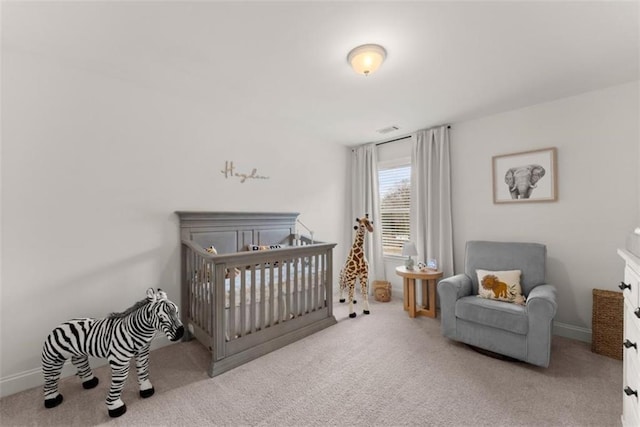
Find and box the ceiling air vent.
[377,125,399,134]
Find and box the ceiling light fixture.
[347,44,386,76]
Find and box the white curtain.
[410,126,454,278]
[350,144,386,285]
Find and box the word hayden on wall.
[221,161,270,183]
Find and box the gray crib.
[177,211,337,377]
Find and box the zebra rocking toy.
[41,288,184,418]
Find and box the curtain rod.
[375,135,411,146]
[375,125,451,147]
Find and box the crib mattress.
[193,265,322,308]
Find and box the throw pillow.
[247,244,282,251]
[247,244,282,267]
[476,269,526,305]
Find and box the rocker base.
[466,345,521,363]
[44,394,63,409]
[108,404,127,418]
[82,377,99,389]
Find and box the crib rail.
[181,236,335,362]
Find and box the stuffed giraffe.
[339,214,374,318]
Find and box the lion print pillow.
[476,269,526,305]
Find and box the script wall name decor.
[221,161,270,183]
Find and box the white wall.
[374,82,639,340]
[2,32,637,401]
[0,48,349,396]
[450,81,639,340]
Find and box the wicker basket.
[373,280,391,302]
[591,289,623,360]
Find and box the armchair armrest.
[525,283,557,367]
[437,274,473,301]
[526,284,557,320]
[437,274,472,339]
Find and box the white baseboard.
[553,321,592,343]
[0,336,171,399]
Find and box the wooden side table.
[395,266,443,318]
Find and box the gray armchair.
[437,241,557,367]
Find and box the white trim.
[0,360,84,399]
[0,336,171,398]
[553,321,591,343]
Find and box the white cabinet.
[619,249,640,427]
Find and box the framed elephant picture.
[492,147,557,203]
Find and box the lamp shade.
[402,241,418,257]
[347,44,386,76]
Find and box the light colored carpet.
[0,298,622,426]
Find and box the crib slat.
[268,263,274,327]
[202,257,208,333]
[191,251,196,326]
[259,264,266,331]
[314,254,319,311]
[316,254,322,309]
[192,253,198,327]
[273,262,279,324]
[325,254,329,307]
[240,267,246,336]
[317,253,321,309]
[250,266,256,334]
[286,259,292,320]
[300,258,307,315]
[322,253,327,308]
[278,261,285,323]
[306,256,312,314]
[214,264,225,361]
[199,257,205,332]
[321,253,326,308]
[207,259,212,333]
[293,258,299,317]
[229,271,236,339]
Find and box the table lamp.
[402,241,418,270]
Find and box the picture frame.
[492,147,557,204]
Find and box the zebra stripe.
[41,289,184,417]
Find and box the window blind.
[378,165,411,256]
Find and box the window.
[378,163,411,256]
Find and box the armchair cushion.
[456,296,528,334]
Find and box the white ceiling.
[3,1,639,146]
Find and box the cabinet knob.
[620,281,632,291]
[624,339,637,350]
[624,386,638,397]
